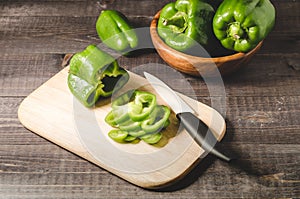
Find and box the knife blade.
[144,72,232,162]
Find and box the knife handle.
[176,112,232,162]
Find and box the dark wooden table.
[1,0,299,198]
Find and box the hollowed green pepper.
[213,0,276,52]
[96,10,138,53]
[158,0,215,53]
[68,45,129,107]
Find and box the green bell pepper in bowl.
[213,0,276,52]
[157,0,215,54]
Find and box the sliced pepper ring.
[112,90,157,122]
[128,130,147,137]
[105,106,130,127]
[118,119,141,132]
[105,90,171,145]
[128,91,156,121]
[111,89,136,108]
[108,129,128,143]
[141,105,171,133]
[140,132,162,144]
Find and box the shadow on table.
[155,154,216,192]
[153,120,272,192]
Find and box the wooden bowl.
[150,11,263,77]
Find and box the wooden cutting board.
[18,67,226,189]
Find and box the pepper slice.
[123,135,138,142]
[118,119,141,132]
[112,90,157,122]
[111,89,135,108]
[158,0,215,54]
[96,10,138,53]
[105,107,130,127]
[213,0,275,52]
[108,129,128,143]
[67,45,129,107]
[140,132,162,144]
[141,105,171,133]
[128,91,157,121]
[105,90,171,145]
[128,130,147,137]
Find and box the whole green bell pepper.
[213,0,276,52]
[96,10,138,53]
[157,0,215,53]
[68,45,129,107]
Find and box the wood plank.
[0,0,299,54]
[0,183,298,199]
[0,16,96,38]
[1,94,299,146]
[0,0,171,17]
[0,144,299,198]
[0,16,299,54]
[176,54,300,97]
[0,16,99,54]
[0,144,103,173]
[0,0,297,25]
[0,0,298,31]
[0,0,101,17]
[1,142,299,174]
[1,0,297,18]
[0,97,55,146]
[0,53,62,97]
[0,0,299,197]
[1,53,299,97]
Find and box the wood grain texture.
[17,66,227,188]
[0,1,299,54]
[0,0,300,198]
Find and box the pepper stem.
[227,22,245,41]
[162,12,188,33]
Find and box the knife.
[144,72,233,162]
